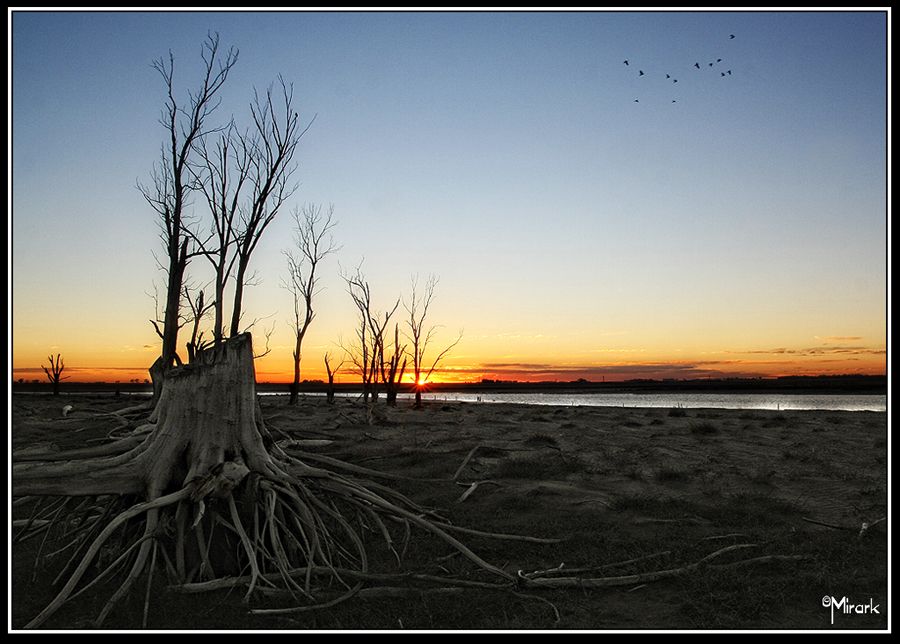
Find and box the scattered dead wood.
[455,480,501,503]
[858,516,886,538]
[801,516,850,530]
[633,516,709,526]
[701,533,749,541]
[453,445,481,481]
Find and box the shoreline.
[10,390,887,413]
[9,374,887,397]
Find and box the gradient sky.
[9,8,889,383]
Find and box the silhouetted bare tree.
[323,351,345,404]
[42,353,68,396]
[342,265,400,411]
[228,78,310,338]
[183,288,215,362]
[138,33,238,399]
[283,204,338,405]
[381,324,407,406]
[342,312,370,404]
[405,275,462,408]
[149,280,213,365]
[186,122,249,345]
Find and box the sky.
[9,8,890,384]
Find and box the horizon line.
[10,373,887,387]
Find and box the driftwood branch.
[456,480,501,503]
[453,445,480,481]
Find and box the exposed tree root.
[13,429,151,463]
[22,489,190,628]
[165,541,806,620]
[18,456,517,624]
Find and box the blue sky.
[10,9,888,382]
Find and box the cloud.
[13,366,149,374]
[815,335,864,343]
[465,361,766,380]
[725,346,884,357]
[800,346,884,356]
[121,345,158,352]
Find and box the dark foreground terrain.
[11,394,888,631]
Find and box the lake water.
[377,391,887,412]
[18,389,885,412]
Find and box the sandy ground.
[10,393,889,630]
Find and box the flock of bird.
[625,34,736,104]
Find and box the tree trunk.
[142,333,276,490]
[229,263,247,337]
[214,271,226,344]
[152,239,189,407]
[290,338,301,406]
[415,389,423,409]
[162,240,188,368]
[326,375,335,404]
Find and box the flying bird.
[717,58,722,62]
[729,34,735,39]
[634,99,639,103]
[639,70,644,76]
[727,70,732,75]
[672,79,678,83]
[623,60,629,65]
[666,74,671,78]
[694,62,700,69]
[709,62,714,66]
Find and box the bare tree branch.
[283,204,339,404]
[252,321,277,359]
[230,76,312,337]
[41,354,69,395]
[186,121,251,344]
[138,32,239,389]
[404,274,462,407]
[341,263,401,409]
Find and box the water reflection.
[387,391,886,412]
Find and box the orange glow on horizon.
[12,337,886,386]
[12,356,885,386]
